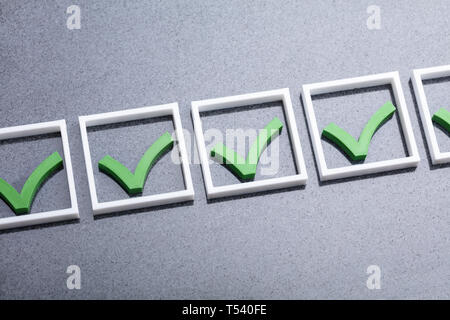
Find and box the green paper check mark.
[432,108,450,133]
[210,117,283,181]
[98,132,174,195]
[0,151,63,215]
[321,101,397,162]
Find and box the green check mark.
[321,101,396,162]
[98,132,174,195]
[432,108,450,133]
[210,117,283,181]
[0,151,63,215]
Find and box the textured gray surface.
[1,0,450,299]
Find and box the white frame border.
[0,120,79,230]
[302,71,420,181]
[191,88,308,199]
[79,103,194,216]
[412,65,450,165]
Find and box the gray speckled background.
[1,0,450,299]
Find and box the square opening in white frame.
[191,88,308,199]
[302,71,420,181]
[79,103,194,215]
[0,120,79,230]
[412,65,450,165]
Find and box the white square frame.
[191,88,308,199]
[0,120,79,230]
[79,103,194,215]
[302,71,420,181]
[412,65,450,165]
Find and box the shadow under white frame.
[302,71,420,181]
[79,103,195,215]
[0,120,79,230]
[412,65,450,165]
[191,88,308,199]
